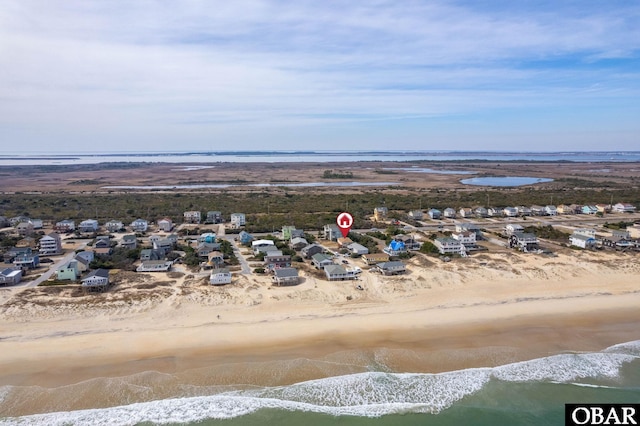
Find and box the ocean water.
[1,340,639,426]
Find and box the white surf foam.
[2,342,638,425]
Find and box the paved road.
[222,236,252,275]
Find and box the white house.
[443,208,456,219]
[252,239,275,254]
[434,237,463,255]
[505,224,524,236]
[0,268,22,285]
[613,203,636,213]
[451,231,476,247]
[210,268,232,285]
[157,218,173,232]
[183,211,201,224]
[56,219,76,232]
[39,232,62,255]
[544,205,558,216]
[230,213,246,228]
[569,233,596,249]
[574,228,596,238]
[503,207,518,217]
[105,220,124,232]
[78,219,99,233]
[408,210,423,220]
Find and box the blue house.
[428,209,442,219]
[383,240,407,256]
[239,231,254,245]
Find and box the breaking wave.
[1,340,638,426]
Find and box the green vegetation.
[419,241,440,254]
[322,169,354,179]
[89,247,140,270]
[348,232,380,254]
[603,221,634,230]
[523,225,569,241]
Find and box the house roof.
[378,261,405,269]
[570,234,595,242]
[347,242,368,251]
[290,237,308,245]
[84,269,109,280]
[312,253,333,262]
[274,268,299,278]
[252,239,275,247]
[324,264,347,275]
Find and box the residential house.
[574,229,596,238]
[569,204,583,214]
[13,252,39,269]
[487,207,502,217]
[544,205,558,216]
[39,232,62,255]
[505,224,524,236]
[503,207,518,217]
[140,249,164,261]
[210,268,232,285]
[271,268,300,286]
[311,253,334,269]
[282,226,304,241]
[57,260,80,281]
[105,220,124,232]
[323,224,341,241]
[595,204,611,214]
[16,237,36,249]
[408,210,423,220]
[15,222,34,237]
[55,219,76,232]
[239,231,254,245]
[255,245,280,255]
[508,233,539,252]
[207,251,225,267]
[74,254,91,273]
[394,234,421,250]
[230,213,246,228]
[517,206,532,216]
[362,253,389,265]
[530,205,546,216]
[290,237,309,251]
[130,218,148,232]
[157,218,173,232]
[556,205,574,215]
[474,207,488,218]
[347,242,369,256]
[383,239,406,256]
[137,260,173,272]
[458,208,473,218]
[78,219,99,233]
[166,234,179,245]
[324,264,356,281]
[374,207,388,221]
[252,239,275,254]
[92,238,113,256]
[197,242,221,257]
[428,209,442,219]
[9,216,29,227]
[455,223,482,238]
[121,234,138,249]
[206,211,223,224]
[153,238,174,256]
[443,208,456,219]
[0,268,22,285]
[4,247,31,264]
[337,237,353,248]
[81,269,110,292]
[434,237,463,255]
[582,205,598,215]
[570,233,596,249]
[611,229,631,240]
[301,244,324,259]
[451,231,477,248]
[264,253,291,270]
[183,211,201,224]
[376,261,406,276]
[27,219,43,229]
[75,250,95,265]
[198,232,217,243]
[613,203,637,213]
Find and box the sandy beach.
[1,249,639,417]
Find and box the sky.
[1,1,639,153]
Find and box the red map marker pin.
[336,212,353,238]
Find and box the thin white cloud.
[0,1,639,151]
